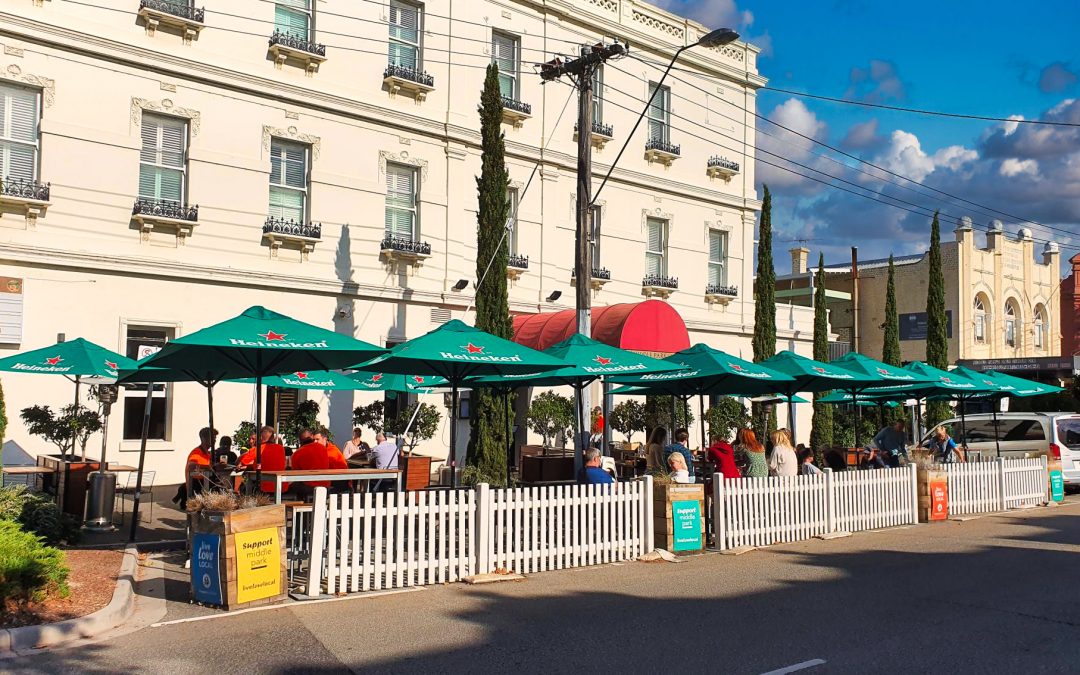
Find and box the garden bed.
[1,548,123,629]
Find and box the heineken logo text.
[229,338,329,348]
[439,351,522,363]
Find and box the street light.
[591,27,740,204]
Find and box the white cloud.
[756,98,829,189]
[874,131,975,182]
[999,158,1039,177]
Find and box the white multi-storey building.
[0,0,812,481]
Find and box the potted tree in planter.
[703,398,750,444]
[20,404,104,519]
[522,392,575,483]
[385,402,442,490]
[609,400,647,452]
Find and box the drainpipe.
[851,246,859,353]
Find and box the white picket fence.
[942,457,1048,515]
[713,466,919,550]
[306,477,654,596]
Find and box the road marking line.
[150,587,425,627]
[761,658,827,674]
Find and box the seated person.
[182,426,217,509]
[579,447,614,485]
[705,435,740,479]
[371,433,400,470]
[663,430,696,479]
[237,425,288,493]
[291,428,350,494]
[215,435,237,466]
[667,452,692,484]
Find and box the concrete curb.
[0,546,138,656]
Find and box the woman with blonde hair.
[733,428,768,478]
[768,428,798,476]
[667,452,691,484]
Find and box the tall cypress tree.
[465,64,511,484]
[882,254,901,367]
[925,212,951,426]
[810,254,833,457]
[752,186,777,437]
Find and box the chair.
[115,471,156,525]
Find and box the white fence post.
[713,477,725,551]
[996,457,1007,512]
[643,474,654,554]
[823,468,836,533]
[306,486,328,598]
[475,483,490,575]
[908,463,918,524]
[1041,455,1050,503]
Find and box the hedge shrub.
[0,485,81,546]
[0,520,69,604]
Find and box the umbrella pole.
[699,394,707,453]
[128,383,154,543]
[992,397,1002,458]
[787,395,796,439]
[449,385,459,488]
[504,389,512,486]
[74,375,82,460]
[207,382,215,465]
[959,397,968,460]
[255,375,263,491]
[854,396,862,450]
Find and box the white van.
[921,413,1080,486]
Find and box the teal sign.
[1050,470,1064,502]
[671,499,702,552]
[192,532,223,605]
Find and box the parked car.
[919,412,1080,486]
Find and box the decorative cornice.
[1,62,54,107]
[642,207,674,228]
[131,96,201,135]
[263,125,321,160]
[379,149,429,181]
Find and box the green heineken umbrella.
[949,367,1063,457]
[229,369,444,392]
[0,338,138,458]
[344,371,448,392]
[351,319,566,486]
[829,352,938,447]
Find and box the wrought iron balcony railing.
[139,0,204,22]
[133,197,198,222]
[501,96,532,116]
[263,217,321,239]
[268,30,326,57]
[643,273,678,289]
[705,283,738,297]
[507,253,529,269]
[384,64,434,87]
[380,236,431,256]
[574,121,614,138]
[572,267,611,281]
[1,176,50,202]
[645,138,680,156]
[707,156,740,172]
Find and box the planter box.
[917,468,948,522]
[36,454,101,520]
[189,503,287,610]
[653,483,705,553]
[400,454,432,491]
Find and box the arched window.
[1004,299,1020,348]
[1033,304,1047,350]
[973,294,988,343]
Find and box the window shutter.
[7,86,39,144]
[709,231,724,263]
[283,144,306,188]
[647,218,664,252]
[159,118,185,169]
[0,85,39,181]
[385,164,416,238]
[269,187,304,222]
[389,1,418,42]
[275,4,309,38]
[492,33,517,97]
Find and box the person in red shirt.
[237,425,287,494]
[180,427,217,509]
[706,434,741,479]
[290,427,350,495]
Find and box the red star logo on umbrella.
[465,343,485,354]
[812,366,827,374]
[45,356,62,366]
[941,377,952,383]
[876,368,890,376]
[594,356,612,366]
[370,374,383,382]
[413,376,425,384]
[104,360,117,370]
[294,372,308,379]
[729,363,744,372]
[259,330,286,341]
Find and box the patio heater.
[84,384,119,532]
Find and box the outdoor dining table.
[1,465,55,489]
[250,468,402,503]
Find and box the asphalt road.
[6,502,1080,674]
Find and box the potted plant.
[609,400,647,451]
[526,391,574,448]
[703,398,750,444]
[385,402,442,490]
[20,404,104,519]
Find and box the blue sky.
[655,0,1080,269]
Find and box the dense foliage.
[281,399,322,446]
[882,255,901,367]
[0,519,70,605]
[20,404,102,459]
[527,392,574,447]
[384,402,442,451]
[609,400,647,443]
[752,186,777,437]
[0,485,80,546]
[704,398,750,442]
[644,395,695,433]
[810,253,833,456]
[925,213,951,426]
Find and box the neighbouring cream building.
[0,0,814,483]
[776,217,1061,368]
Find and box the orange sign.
[930,480,948,521]
[0,277,23,294]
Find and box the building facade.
[0,0,814,482]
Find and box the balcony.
[132,197,199,243]
[707,156,740,180]
[644,138,680,166]
[500,96,532,128]
[137,0,204,42]
[642,273,678,298]
[570,267,611,291]
[705,283,738,305]
[506,253,529,280]
[0,177,50,228]
[380,235,431,268]
[268,30,327,74]
[262,217,321,259]
[383,64,435,101]
[574,121,615,149]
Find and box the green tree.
[352,400,386,435]
[280,399,321,446]
[704,398,750,442]
[527,392,574,447]
[465,63,513,485]
[644,395,694,434]
[925,212,951,426]
[882,254,901,367]
[810,253,833,457]
[384,402,442,452]
[752,185,777,437]
[609,400,647,444]
[19,405,101,460]
[0,378,7,448]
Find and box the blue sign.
[1050,470,1064,502]
[900,311,953,341]
[192,533,223,605]
[671,499,702,552]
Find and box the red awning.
[512,300,691,356]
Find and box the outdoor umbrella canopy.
[0,337,138,380]
[606,343,793,395]
[351,319,567,486]
[343,371,448,392]
[828,352,939,447]
[976,369,1063,398]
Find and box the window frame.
[1004,300,1019,348]
[645,216,668,277]
[506,186,519,255]
[121,325,174,442]
[708,229,728,287]
[491,31,520,100]
[589,204,602,269]
[138,112,189,205]
[1033,304,1046,349]
[384,162,420,240]
[647,82,671,144]
[0,82,42,183]
[973,295,986,344]
[275,0,313,41]
[592,66,604,125]
[388,0,423,71]
[268,137,310,223]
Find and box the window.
[592,66,603,124]
[708,229,728,286]
[275,0,312,40]
[506,186,519,255]
[973,295,987,344]
[647,82,670,144]
[589,205,602,268]
[1034,304,1047,349]
[268,139,308,222]
[385,163,418,240]
[492,32,519,100]
[0,83,41,183]
[645,217,667,276]
[388,0,422,71]
[138,113,187,205]
[122,327,172,441]
[1004,300,1019,348]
